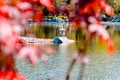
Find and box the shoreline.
[19,37,53,44]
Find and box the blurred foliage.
[108,0,120,14]
[54,0,120,14]
[54,0,65,6]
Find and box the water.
[15,35,120,80]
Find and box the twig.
[78,63,86,80]
[66,59,77,80]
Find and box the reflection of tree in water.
[44,26,56,38]
[44,26,50,38]
[75,28,85,42]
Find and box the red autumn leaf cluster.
[0,0,55,79]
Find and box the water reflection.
[15,41,120,80]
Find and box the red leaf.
[0,70,27,80]
[107,39,115,55]
[39,0,55,12]
[34,11,43,23]
[105,5,114,16]
[18,46,42,64]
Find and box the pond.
[15,33,120,80]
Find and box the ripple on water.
[15,43,120,80]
